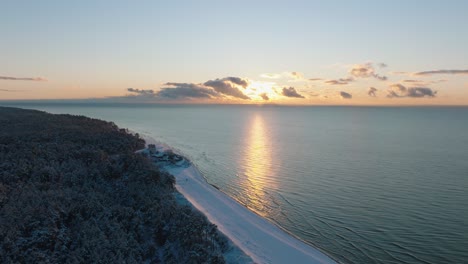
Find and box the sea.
[5,103,468,264]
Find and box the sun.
[245,81,278,102]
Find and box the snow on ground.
[165,165,337,264]
[139,137,337,264]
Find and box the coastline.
[142,139,337,264]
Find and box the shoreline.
[142,140,337,264]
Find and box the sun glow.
[245,81,278,102]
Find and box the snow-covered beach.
[145,143,337,264]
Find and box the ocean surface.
[6,103,468,263]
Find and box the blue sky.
[1,0,468,104]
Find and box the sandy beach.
[146,143,337,264]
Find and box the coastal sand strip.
[165,165,337,264]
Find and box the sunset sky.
[2,0,468,105]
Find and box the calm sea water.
[6,104,468,263]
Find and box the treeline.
[0,107,229,263]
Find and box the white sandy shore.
[160,158,337,263]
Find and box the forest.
[0,106,230,263]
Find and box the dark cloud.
[308,62,388,86]
[204,77,250,99]
[406,87,437,97]
[402,79,447,85]
[281,87,305,98]
[127,88,155,96]
[157,83,219,99]
[386,84,437,98]
[339,91,352,99]
[325,78,353,85]
[414,69,468,76]
[308,78,323,81]
[123,76,251,101]
[260,93,269,101]
[220,76,249,87]
[0,76,47,81]
[350,63,387,81]
[368,87,378,97]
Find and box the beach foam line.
[164,162,337,264]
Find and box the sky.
[1,0,468,105]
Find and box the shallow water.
[7,103,468,263]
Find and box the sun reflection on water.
[240,113,276,216]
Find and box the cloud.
[386,83,437,98]
[157,83,220,99]
[350,63,387,81]
[402,79,446,85]
[127,88,155,96]
[260,93,269,101]
[349,64,373,78]
[289,72,304,80]
[122,76,252,101]
[308,78,323,81]
[281,87,305,98]
[387,90,400,98]
[221,76,249,87]
[414,69,468,76]
[325,78,354,85]
[368,87,378,97]
[339,91,352,99]
[406,87,437,97]
[0,76,47,81]
[390,83,408,92]
[204,77,250,99]
[378,63,388,68]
